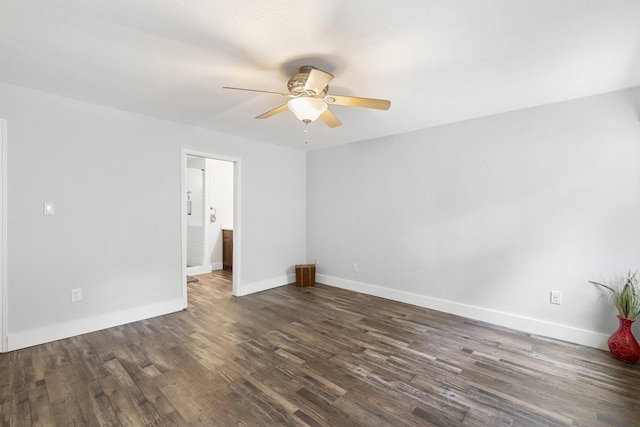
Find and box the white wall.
[307,87,640,349]
[0,81,306,351]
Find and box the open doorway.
[181,149,240,305]
[185,156,234,275]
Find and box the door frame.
[180,149,240,303]
[1,120,7,352]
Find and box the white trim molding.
[186,265,212,276]
[0,119,6,352]
[317,274,609,351]
[7,299,184,351]
[236,274,295,297]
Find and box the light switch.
[43,202,55,215]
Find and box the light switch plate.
[70,288,82,302]
[43,202,55,215]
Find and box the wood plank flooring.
[1,271,640,426]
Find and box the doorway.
[181,149,240,304]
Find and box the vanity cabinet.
[222,229,233,270]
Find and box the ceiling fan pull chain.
[304,122,309,144]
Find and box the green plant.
[589,271,640,320]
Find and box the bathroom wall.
[207,158,234,270]
[186,156,206,270]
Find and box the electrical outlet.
[550,290,562,305]
[353,263,359,273]
[71,288,82,302]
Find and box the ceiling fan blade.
[324,94,391,110]
[256,104,289,119]
[223,87,291,97]
[304,68,334,95]
[319,109,342,128]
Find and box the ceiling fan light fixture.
[287,97,327,123]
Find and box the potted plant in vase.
[589,270,640,364]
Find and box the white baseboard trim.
[187,265,212,276]
[236,274,296,297]
[317,274,609,350]
[7,299,185,351]
[210,262,223,271]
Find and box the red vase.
[608,316,640,364]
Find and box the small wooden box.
[295,264,316,287]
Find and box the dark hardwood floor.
[1,270,639,426]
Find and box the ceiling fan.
[223,66,391,128]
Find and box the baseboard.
[236,274,296,296]
[317,274,609,350]
[186,265,212,276]
[7,299,185,351]
[210,262,223,271]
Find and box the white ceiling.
[1,1,640,151]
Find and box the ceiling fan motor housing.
[287,66,328,97]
